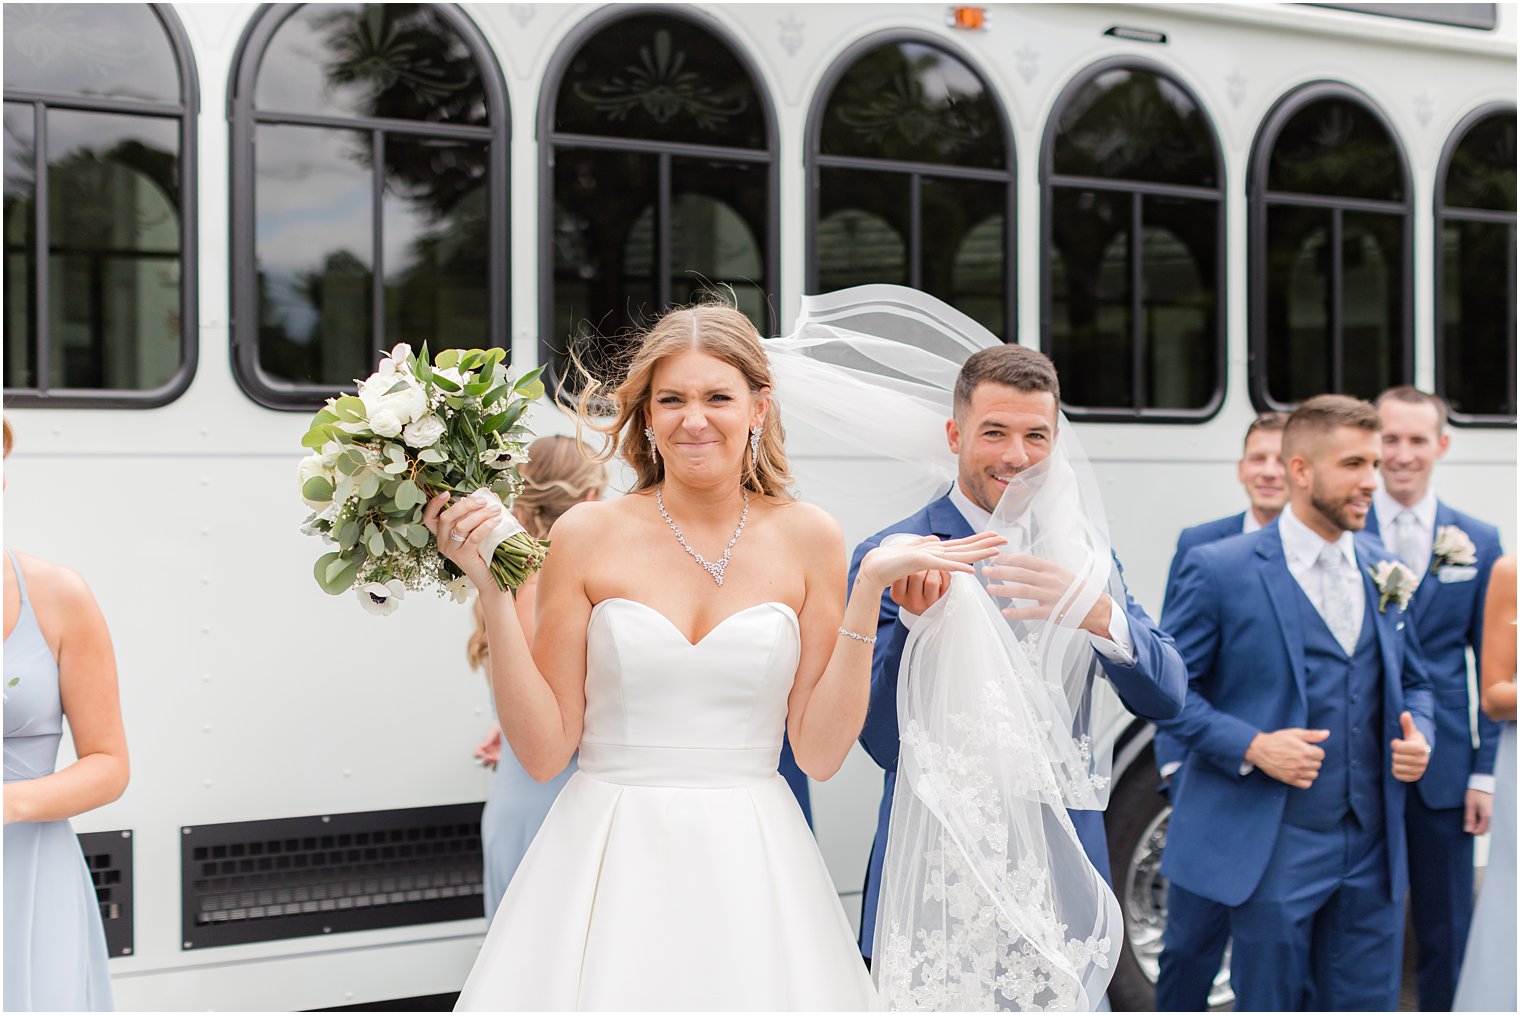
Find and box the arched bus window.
[543,9,778,396]
[3,3,197,407]
[1435,105,1516,425]
[1250,83,1413,409]
[808,35,1014,339]
[230,4,509,409]
[1042,60,1224,421]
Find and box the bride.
[428,301,1002,1010]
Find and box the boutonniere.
[1431,525,1478,573]
[1368,560,1417,613]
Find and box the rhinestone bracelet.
[837,626,877,645]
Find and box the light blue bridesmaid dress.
[1454,719,1516,1012]
[3,550,114,1011]
[480,742,576,925]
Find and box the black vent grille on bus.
[77,829,134,957]
[180,803,485,949]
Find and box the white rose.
[297,452,336,508]
[1433,525,1478,567]
[356,579,406,616]
[387,381,428,424]
[368,405,404,439]
[403,413,446,449]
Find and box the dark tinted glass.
[554,16,765,149]
[4,103,35,389]
[551,148,659,385]
[382,138,490,349]
[256,126,374,387]
[46,109,180,390]
[1267,98,1403,201]
[257,4,488,126]
[920,178,1004,337]
[667,158,768,327]
[4,4,179,104]
[819,42,1003,168]
[1442,220,1516,416]
[1265,206,1334,403]
[1444,112,1516,212]
[1340,212,1405,399]
[816,169,910,291]
[1049,189,1133,408]
[1051,68,1217,187]
[1141,196,1217,409]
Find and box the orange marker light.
[947,6,988,30]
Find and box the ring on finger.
[449,530,467,543]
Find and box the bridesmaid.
[4,417,127,1011]
[1454,554,1516,1011]
[473,436,606,924]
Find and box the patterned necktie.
[1393,509,1428,580]
[1317,545,1360,654]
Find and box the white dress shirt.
[1278,504,1366,639]
[1243,510,1265,535]
[902,483,1136,663]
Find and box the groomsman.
[848,344,1187,964]
[1156,394,1436,1011]
[1153,410,1287,1011]
[1370,386,1503,1012]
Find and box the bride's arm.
[787,506,1004,781]
[427,493,590,782]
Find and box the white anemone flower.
[445,575,475,604]
[357,579,406,616]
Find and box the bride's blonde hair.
[573,301,793,500]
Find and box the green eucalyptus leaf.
[396,479,424,510]
[368,531,386,556]
[301,425,335,450]
[302,476,334,503]
[406,523,431,548]
[459,350,485,371]
[514,366,544,391]
[337,520,360,547]
[358,472,381,500]
[435,348,461,370]
[324,557,359,594]
[462,379,492,398]
[333,395,367,422]
[432,372,462,393]
[417,447,447,463]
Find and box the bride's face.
[647,349,766,485]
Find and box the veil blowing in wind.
[767,286,1123,1011]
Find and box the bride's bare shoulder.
[769,498,843,553]
[545,494,647,548]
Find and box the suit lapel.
[1257,526,1308,704]
[1356,535,1404,690]
[927,492,975,540]
[1410,502,1455,615]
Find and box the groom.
[848,344,1187,964]
[1155,394,1436,1010]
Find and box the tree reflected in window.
[1437,108,1516,423]
[3,3,193,403]
[545,12,776,398]
[235,3,506,405]
[1253,86,1410,409]
[810,38,1012,339]
[1045,63,1222,418]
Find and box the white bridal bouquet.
[297,343,550,614]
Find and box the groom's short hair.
[953,345,1060,419]
[1282,394,1381,460]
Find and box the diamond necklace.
[657,485,749,587]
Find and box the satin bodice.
[578,598,800,788]
[3,551,63,784]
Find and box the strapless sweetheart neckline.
[592,597,798,648]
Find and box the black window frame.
[1434,101,1517,428]
[229,2,511,411]
[3,2,199,409]
[1248,81,1414,413]
[804,30,1016,343]
[1039,56,1227,424]
[538,4,781,401]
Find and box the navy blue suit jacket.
[1155,522,1436,907]
[1366,502,1504,809]
[850,491,1187,953]
[1154,512,1249,776]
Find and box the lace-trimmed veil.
[767,286,1123,1011]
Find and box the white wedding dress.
[454,597,878,1011]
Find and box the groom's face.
[1293,425,1381,534]
[946,382,1058,515]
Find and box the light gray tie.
[1317,545,1360,654]
[1393,509,1428,580]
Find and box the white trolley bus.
[4,2,1515,1009]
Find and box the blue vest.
[1282,584,1384,832]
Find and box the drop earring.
[645,426,658,462]
[750,424,762,467]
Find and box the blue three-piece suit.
[849,490,1187,959]
[1156,519,1437,1010]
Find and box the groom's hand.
[1391,711,1432,783]
[1245,728,1329,788]
[890,569,947,616]
[983,554,1113,637]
